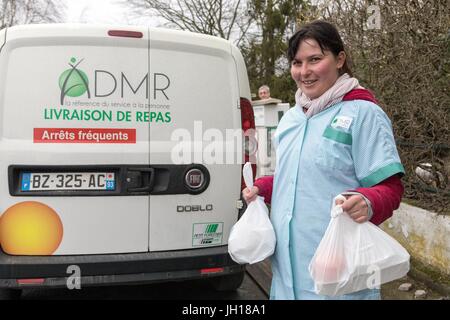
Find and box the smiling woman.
[290,39,346,100]
[242,20,406,300]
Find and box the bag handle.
[331,194,346,218]
[243,162,253,189]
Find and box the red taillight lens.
[200,267,224,275]
[17,278,45,285]
[242,120,251,131]
[240,98,255,131]
[240,98,257,190]
[108,30,143,38]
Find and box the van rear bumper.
[0,245,244,289]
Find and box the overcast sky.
[63,0,158,26]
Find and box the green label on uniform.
[323,126,353,145]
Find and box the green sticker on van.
[192,223,223,246]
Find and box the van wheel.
[0,289,22,300]
[210,271,245,291]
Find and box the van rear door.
[148,29,242,251]
[0,25,150,255]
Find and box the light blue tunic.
[269,100,405,300]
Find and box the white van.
[0,24,255,299]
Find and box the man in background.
[258,85,271,100]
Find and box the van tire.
[209,271,245,292]
[0,289,22,300]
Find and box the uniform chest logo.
[331,115,353,130]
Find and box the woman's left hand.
[335,195,369,223]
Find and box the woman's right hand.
[242,186,260,204]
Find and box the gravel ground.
[381,275,448,300]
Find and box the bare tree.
[126,0,254,46]
[314,0,450,213]
[1,0,65,29]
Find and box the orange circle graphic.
[0,201,63,255]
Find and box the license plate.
[20,172,115,191]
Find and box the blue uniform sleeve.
[351,101,405,187]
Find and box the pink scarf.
[295,73,361,118]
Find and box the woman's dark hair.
[287,20,353,76]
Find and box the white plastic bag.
[309,194,410,296]
[228,162,276,264]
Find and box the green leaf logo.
[59,57,90,104]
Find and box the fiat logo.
[185,169,204,189]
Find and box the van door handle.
[127,168,155,193]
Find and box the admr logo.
[57,57,170,105]
[59,57,90,104]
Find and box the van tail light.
[240,98,257,190]
[108,30,143,38]
[17,278,45,285]
[200,267,224,275]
